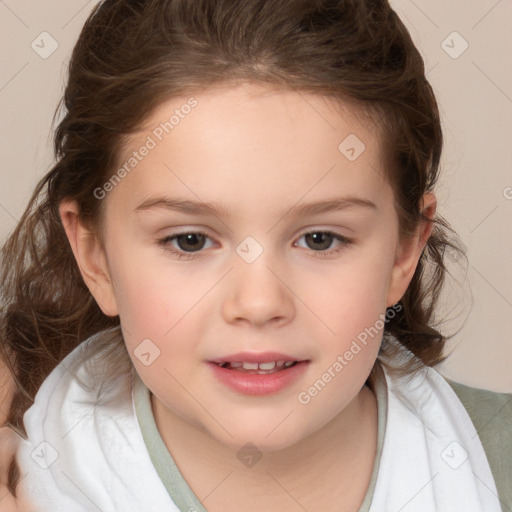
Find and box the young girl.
[1,0,510,511]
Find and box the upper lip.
[209,351,308,364]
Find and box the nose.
[221,255,296,328]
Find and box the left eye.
[295,231,349,252]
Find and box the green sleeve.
[445,378,512,512]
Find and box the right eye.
[157,231,216,259]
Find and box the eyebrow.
[133,195,377,218]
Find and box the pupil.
[306,232,332,251]
[177,233,205,252]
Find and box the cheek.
[107,241,208,334]
[304,250,394,343]
[109,250,208,395]
[295,255,392,425]
[107,245,215,389]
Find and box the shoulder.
[444,377,512,510]
[444,377,512,430]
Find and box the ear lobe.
[59,199,119,317]
[386,193,436,307]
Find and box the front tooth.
[259,361,276,370]
[242,362,259,370]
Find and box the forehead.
[109,83,389,217]
[121,82,381,159]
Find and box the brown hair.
[1,0,464,488]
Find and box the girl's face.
[70,83,431,452]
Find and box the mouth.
[207,359,311,395]
[212,360,302,374]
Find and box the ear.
[59,199,119,317]
[386,193,436,307]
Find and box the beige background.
[0,1,510,391]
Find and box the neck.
[151,382,378,510]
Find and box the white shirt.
[16,331,502,511]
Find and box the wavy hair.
[1,0,465,492]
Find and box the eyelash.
[157,230,352,260]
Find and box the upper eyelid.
[162,227,350,239]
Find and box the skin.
[0,426,31,512]
[54,83,435,511]
[0,362,31,511]
[0,361,14,426]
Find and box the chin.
[212,423,306,454]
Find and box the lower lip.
[207,361,310,396]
